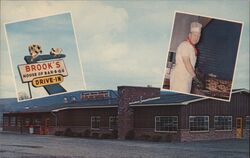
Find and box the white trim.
[129,97,160,105]
[131,103,185,107]
[52,105,117,112]
[214,116,233,131]
[189,130,210,133]
[182,89,249,105]
[133,89,249,107]
[232,89,249,94]
[181,98,207,105]
[214,129,233,132]
[189,116,209,132]
[154,116,178,132]
[91,116,100,130]
[131,89,250,107]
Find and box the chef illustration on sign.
[170,22,202,93]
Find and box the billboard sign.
[32,75,64,87]
[18,59,68,83]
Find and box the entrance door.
[236,117,243,138]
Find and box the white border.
[161,10,244,103]
[4,12,86,102]
[52,105,118,112]
[154,116,178,133]
[129,96,161,105]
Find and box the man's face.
[189,32,201,45]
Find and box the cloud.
[233,50,249,88]
[1,1,129,96]
[0,71,16,98]
[0,0,249,98]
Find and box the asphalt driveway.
[0,132,249,158]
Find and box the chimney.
[117,86,160,140]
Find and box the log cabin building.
[2,86,249,142]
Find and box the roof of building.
[3,88,249,114]
[132,88,249,107]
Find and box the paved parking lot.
[0,132,249,158]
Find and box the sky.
[3,12,85,100]
[0,0,249,99]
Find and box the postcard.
[5,12,86,102]
[162,11,243,102]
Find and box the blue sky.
[0,1,249,99]
[4,13,85,100]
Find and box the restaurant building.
[2,86,249,142]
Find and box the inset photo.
[162,11,243,101]
[5,12,86,102]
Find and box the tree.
[18,91,30,100]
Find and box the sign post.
[27,82,32,99]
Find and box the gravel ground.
[0,132,249,158]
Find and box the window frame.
[16,117,22,127]
[3,116,9,127]
[34,118,42,126]
[109,116,118,130]
[154,116,178,133]
[91,116,101,130]
[246,116,250,130]
[214,116,232,131]
[24,118,30,126]
[189,116,209,132]
[10,116,16,127]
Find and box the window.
[34,118,41,126]
[17,117,22,127]
[189,116,209,132]
[24,118,30,126]
[246,116,250,130]
[155,116,178,132]
[3,116,9,126]
[214,116,232,131]
[91,116,100,129]
[109,116,118,130]
[10,117,16,126]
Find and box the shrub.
[64,128,73,137]
[111,129,118,139]
[100,133,111,139]
[125,130,135,140]
[140,134,151,140]
[83,129,90,137]
[77,132,82,137]
[151,135,162,142]
[54,131,64,136]
[91,132,100,139]
[73,132,82,137]
[165,134,172,142]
